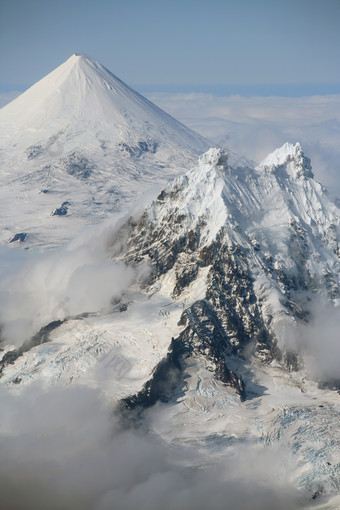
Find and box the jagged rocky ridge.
[114,144,340,410]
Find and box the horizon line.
[1,82,340,99]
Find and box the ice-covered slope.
[0,54,208,247]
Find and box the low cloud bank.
[147,92,340,192]
[0,383,306,510]
[0,213,146,347]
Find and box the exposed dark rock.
[30,320,63,347]
[118,141,158,158]
[311,488,324,501]
[0,349,21,376]
[51,201,70,216]
[62,151,94,179]
[187,229,200,251]
[157,190,168,202]
[26,144,43,159]
[121,299,247,412]
[9,232,27,243]
[121,341,183,411]
[176,300,246,399]
[284,350,301,372]
[173,264,199,298]
[116,200,306,413]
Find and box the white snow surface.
[258,141,314,179]
[0,54,208,248]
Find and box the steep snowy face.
[257,142,314,179]
[0,54,208,247]
[116,144,340,404]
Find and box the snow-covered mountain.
[1,143,340,505]
[116,143,340,401]
[0,54,208,247]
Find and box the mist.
[0,382,307,510]
[0,212,145,347]
[286,298,340,382]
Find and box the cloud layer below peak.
[147,92,340,193]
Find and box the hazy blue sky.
[1,0,340,95]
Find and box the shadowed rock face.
[9,232,27,243]
[118,229,271,410]
[120,227,276,411]
[51,201,70,216]
[121,298,248,414]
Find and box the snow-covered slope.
[1,143,340,506]
[0,54,208,247]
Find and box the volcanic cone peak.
[0,54,209,247]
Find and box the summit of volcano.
[0,54,208,247]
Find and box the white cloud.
[0,212,147,347]
[0,383,305,510]
[287,298,340,382]
[147,92,340,192]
